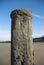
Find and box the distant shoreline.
[0,41,11,43]
[33,36,44,42]
[0,36,44,43]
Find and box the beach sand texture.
[0,42,44,65]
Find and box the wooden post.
[10,9,33,65]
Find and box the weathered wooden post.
[10,9,33,65]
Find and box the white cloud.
[32,33,41,38]
[32,31,44,38]
[0,30,11,41]
[32,13,44,19]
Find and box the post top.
[10,9,32,18]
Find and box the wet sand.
[34,42,44,65]
[0,43,11,65]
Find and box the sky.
[0,0,44,41]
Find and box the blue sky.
[0,0,44,41]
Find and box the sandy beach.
[0,42,44,65]
[34,42,44,65]
[0,43,11,65]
